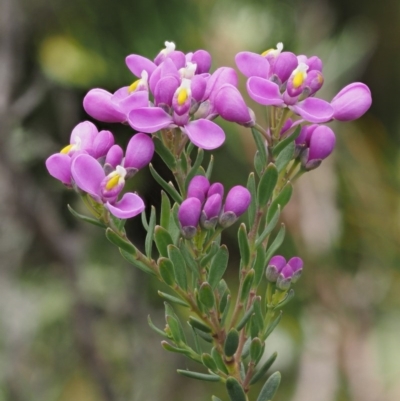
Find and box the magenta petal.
[290,98,334,123]
[235,52,270,78]
[184,119,225,150]
[113,90,149,116]
[71,154,105,198]
[204,67,238,101]
[128,107,172,133]
[46,153,72,185]
[247,77,284,106]
[125,54,156,77]
[308,125,336,161]
[106,145,124,167]
[92,130,114,159]
[273,52,298,83]
[166,51,186,69]
[154,75,180,106]
[192,50,212,74]
[106,193,145,219]
[83,89,126,123]
[125,133,155,169]
[70,121,98,150]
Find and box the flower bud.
[187,175,210,203]
[105,145,124,173]
[276,264,294,290]
[287,257,303,283]
[201,194,222,229]
[307,125,336,163]
[125,133,155,170]
[208,182,224,198]
[178,197,202,239]
[191,50,212,74]
[304,70,324,96]
[266,255,286,282]
[219,186,251,227]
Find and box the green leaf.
[264,311,282,339]
[257,164,278,207]
[224,328,239,357]
[274,289,294,310]
[252,298,264,331]
[154,137,176,169]
[199,282,215,310]
[221,294,231,326]
[161,341,196,359]
[185,149,204,191]
[158,257,175,286]
[275,141,294,173]
[226,377,246,401]
[188,316,212,333]
[191,325,202,354]
[212,396,223,401]
[247,172,257,227]
[238,224,250,267]
[67,204,106,228]
[240,269,254,303]
[236,304,254,331]
[147,315,168,338]
[267,183,292,223]
[253,247,266,287]
[251,127,267,166]
[179,240,199,278]
[177,369,220,382]
[250,314,261,339]
[168,245,187,290]
[200,241,219,267]
[272,126,301,157]
[254,151,264,178]
[105,228,137,254]
[250,337,263,362]
[160,191,171,230]
[169,203,181,244]
[149,164,182,204]
[211,347,229,374]
[166,315,185,344]
[206,155,214,179]
[219,289,230,316]
[256,207,280,248]
[265,224,286,263]
[208,245,229,289]
[202,353,218,373]
[145,206,156,258]
[256,371,281,401]
[250,352,278,385]
[119,249,156,276]
[158,291,189,308]
[195,329,213,343]
[154,225,174,257]
[141,209,149,230]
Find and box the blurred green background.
[0,0,399,400]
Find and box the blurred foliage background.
[0,0,399,400]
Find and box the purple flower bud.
[287,257,303,283]
[92,130,114,159]
[276,264,294,290]
[214,84,255,126]
[204,67,238,103]
[201,194,222,229]
[224,186,251,216]
[307,125,336,162]
[123,133,155,171]
[191,50,212,74]
[178,197,202,239]
[304,70,324,96]
[172,79,192,116]
[105,145,124,169]
[187,175,210,203]
[266,255,286,282]
[295,124,318,146]
[191,74,207,102]
[331,82,372,121]
[273,51,298,83]
[280,118,293,136]
[208,182,224,198]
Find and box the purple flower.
[71,154,145,219]
[331,82,372,121]
[266,255,286,282]
[207,182,224,198]
[201,194,222,229]
[266,255,304,289]
[178,197,202,239]
[287,257,303,283]
[219,186,251,227]
[124,133,155,170]
[306,125,336,165]
[187,175,210,203]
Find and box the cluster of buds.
[46,121,154,218]
[266,255,303,290]
[178,176,251,239]
[83,41,253,151]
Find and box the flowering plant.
[46,41,371,401]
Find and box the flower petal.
[247,77,284,106]
[128,107,172,133]
[71,154,104,198]
[92,130,114,159]
[154,75,180,106]
[106,193,145,219]
[235,52,270,78]
[112,90,149,116]
[125,54,157,77]
[290,98,334,123]
[184,119,225,150]
[70,121,98,150]
[45,153,72,185]
[83,89,126,123]
[125,133,155,169]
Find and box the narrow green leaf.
[154,137,176,169]
[202,353,218,373]
[247,172,257,227]
[221,294,231,326]
[160,191,171,230]
[255,207,280,248]
[251,127,267,165]
[119,249,156,276]
[158,258,175,286]
[212,396,223,401]
[166,315,184,344]
[256,371,281,401]
[272,126,301,157]
[238,224,250,267]
[200,242,219,267]
[149,164,182,204]
[264,311,282,339]
[224,328,239,357]
[147,315,168,338]
[169,203,181,244]
[67,204,105,228]
[179,240,199,278]
[240,269,254,303]
[250,338,263,362]
[253,298,264,330]
[190,325,202,354]
[141,209,149,230]
[188,316,212,333]
[199,282,215,310]
[158,291,189,308]
[211,347,229,374]
[105,228,137,254]
[265,224,286,263]
[267,183,292,223]
[253,247,266,287]
[208,245,229,289]
[161,341,193,357]
[206,155,214,179]
[275,141,294,172]
[177,369,220,382]
[250,352,278,385]
[274,289,295,310]
[168,245,187,290]
[145,206,156,258]
[257,164,278,207]
[185,148,204,191]
[226,377,246,401]
[250,314,261,339]
[236,304,254,331]
[154,225,174,257]
[254,151,264,178]
[219,289,230,316]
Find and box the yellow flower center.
[128,79,140,93]
[293,71,306,88]
[60,144,74,154]
[105,174,121,190]
[177,88,188,105]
